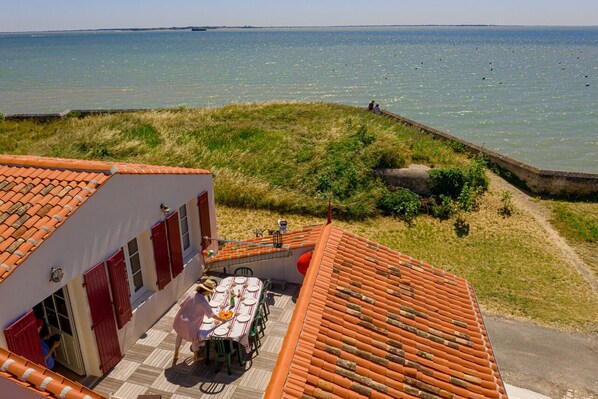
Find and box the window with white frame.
[124,237,146,302]
[179,204,191,254]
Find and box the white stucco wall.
[0,172,216,376]
[217,246,314,285]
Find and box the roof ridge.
[0,347,106,399]
[0,154,211,175]
[0,155,113,174]
[264,222,332,399]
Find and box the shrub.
[457,183,482,212]
[429,156,489,199]
[429,167,468,198]
[499,190,514,217]
[429,194,455,220]
[378,188,421,224]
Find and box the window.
[124,237,146,302]
[179,204,191,253]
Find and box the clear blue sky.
[2,0,597,32]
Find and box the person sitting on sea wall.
[374,103,381,114]
[368,100,375,111]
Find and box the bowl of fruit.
[219,310,233,320]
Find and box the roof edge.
[263,222,332,399]
[0,154,113,174]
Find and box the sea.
[0,26,596,173]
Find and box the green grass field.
[2,102,597,331]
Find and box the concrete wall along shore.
[5,107,597,198]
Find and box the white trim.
[58,386,72,399]
[39,376,53,390]
[0,358,15,372]
[20,368,35,381]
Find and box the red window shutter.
[197,191,212,250]
[4,310,45,365]
[151,221,172,290]
[83,261,122,374]
[166,211,184,278]
[107,248,133,329]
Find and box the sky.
[1,0,597,32]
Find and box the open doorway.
[33,286,86,376]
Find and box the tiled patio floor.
[93,282,300,399]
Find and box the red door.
[197,191,212,249]
[166,211,184,278]
[4,310,45,365]
[151,221,172,290]
[107,248,133,329]
[83,261,122,373]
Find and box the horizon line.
[2,23,598,34]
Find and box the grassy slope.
[545,200,598,277]
[1,103,597,331]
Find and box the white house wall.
[219,246,313,285]
[0,173,216,376]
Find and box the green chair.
[211,338,243,375]
[259,281,271,320]
[234,266,253,277]
[256,307,267,338]
[248,318,261,356]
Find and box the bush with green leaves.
[428,194,455,220]
[378,188,421,224]
[429,156,488,199]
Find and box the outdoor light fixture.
[160,203,170,214]
[50,267,64,283]
[273,230,283,248]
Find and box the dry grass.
[216,176,598,332]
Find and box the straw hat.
[196,279,216,294]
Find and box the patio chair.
[211,338,243,375]
[256,307,267,338]
[234,266,253,277]
[248,318,261,356]
[259,281,271,320]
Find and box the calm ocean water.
[0,27,596,172]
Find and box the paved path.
[484,314,598,399]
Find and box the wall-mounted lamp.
[50,267,64,283]
[160,203,170,214]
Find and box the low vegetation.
[547,200,598,277]
[1,102,597,331]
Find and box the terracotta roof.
[265,224,507,399]
[209,225,323,264]
[0,347,106,399]
[0,154,211,284]
[0,154,211,175]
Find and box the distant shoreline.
[2,24,597,35]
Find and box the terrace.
[93,281,299,399]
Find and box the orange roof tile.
[0,154,212,284]
[0,154,211,175]
[265,225,507,399]
[209,225,323,265]
[0,347,106,399]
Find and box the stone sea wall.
[381,110,598,198]
[4,107,597,197]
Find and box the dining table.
[198,276,263,360]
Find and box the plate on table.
[234,277,246,284]
[243,298,257,306]
[209,300,221,308]
[247,285,260,292]
[214,327,229,336]
[237,314,251,323]
[203,316,213,323]
[215,286,228,293]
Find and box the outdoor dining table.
[198,276,263,362]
